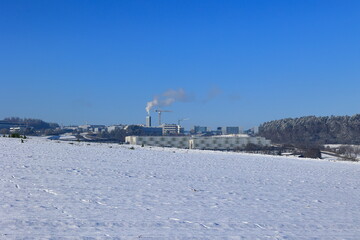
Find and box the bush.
[338,145,360,161]
[244,143,261,151]
[303,148,322,159]
[10,133,21,138]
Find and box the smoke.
[72,99,94,108]
[203,86,222,103]
[228,93,241,101]
[146,88,192,114]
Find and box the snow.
[1,137,360,239]
[320,153,339,161]
[46,135,77,141]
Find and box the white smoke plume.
[146,88,191,114]
[203,86,222,103]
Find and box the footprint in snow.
[43,189,58,195]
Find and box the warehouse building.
[125,134,270,150]
[189,135,270,150]
[125,136,190,149]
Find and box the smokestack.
[146,115,151,127]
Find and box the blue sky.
[1,0,359,129]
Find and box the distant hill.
[259,114,360,145]
[2,117,59,130]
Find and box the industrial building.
[125,136,190,149]
[125,134,270,150]
[189,135,270,150]
[193,126,208,134]
[106,125,124,133]
[218,126,243,135]
[78,124,106,133]
[146,116,152,127]
[161,124,183,135]
[142,127,163,136]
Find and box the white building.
[219,126,243,135]
[63,126,78,131]
[10,127,26,133]
[107,125,124,133]
[78,124,91,131]
[189,135,270,150]
[125,134,271,150]
[125,136,190,149]
[161,124,183,135]
[79,124,106,133]
[193,126,208,134]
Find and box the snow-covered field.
[1,137,359,239]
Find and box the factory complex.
[125,134,270,151]
[124,112,271,150]
[0,107,270,151]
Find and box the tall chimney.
[146,115,151,127]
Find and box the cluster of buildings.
[65,123,183,136]
[60,115,269,151]
[192,126,245,135]
[62,124,124,134]
[124,115,270,150]
[1,113,270,151]
[141,115,248,136]
[56,114,271,150]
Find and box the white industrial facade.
[125,135,270,150]
[189,135,270,150]
[125,136,190,149]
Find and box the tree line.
[3,117,59,130]
[259,114,360,145]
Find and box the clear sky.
[1,0,359,130]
